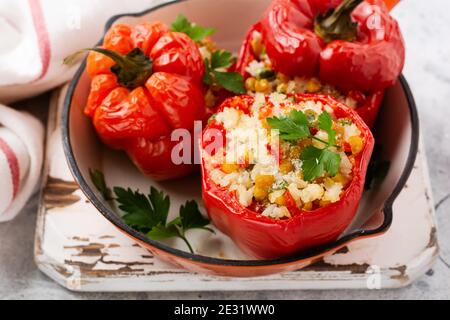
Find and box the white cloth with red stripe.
[0,0,164,103]
[0,0,164,221]
[0,104,44,222]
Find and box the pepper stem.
[314,0,364,43]
[64,48,153,89]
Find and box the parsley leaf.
[267,110,310,141]
[147,224,179,240]
[89,170,214,253]
[148,187,170,227]
[267,110,343,181]
[301,146,341,181]
[203,50,245,94]
[89,169,112,200]
[318,110,333,131]
[207,114,217,125]
[290,110,310,127]
[258,69,276,80]
[115,187,160,231]
[339,118,353,126]
[301,146,325,181]
[211,50,234,69]
[213,71,246,94]
[180,200,212,231]
[203,60,213,86]
[171,14,216,42]
[171,14,191,32]
[320,149,341,177]
[318,112,336,145]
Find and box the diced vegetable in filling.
[204,93,366,219]
[243,30,361,109]
[199,38,221,108]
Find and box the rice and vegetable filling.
[244,31,360,109]
[204,93,366,219]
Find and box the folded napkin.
[0,104,44,222]
[0,0,163,103]
[0,0,164,221]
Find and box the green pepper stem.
[64,47,153,89]
[321,0,363,29]
[315,0,364,43]
[91,48,129,65]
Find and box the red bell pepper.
[262,0,405,92]
[236,0,404,127]
[201,94,374,259]
[84,22,207,181]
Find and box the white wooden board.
[34,86,439,292]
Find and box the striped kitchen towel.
[0,104,44,222]
[0,0,164,104]
[0,0,165,221]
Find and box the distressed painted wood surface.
[34,86,439,292]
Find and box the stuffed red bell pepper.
[82,16,245,181]
[236,0,404,127]
[201,93,374,259]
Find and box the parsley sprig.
[90,170,213,253]
[300,145,341,182]
[203,50,246,94]
[171,14,216,42]
[267,110,342,181]
[171,14,245,95]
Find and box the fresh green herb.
[147,224,179,241]
[90,170,213,253]
[365,145,391,190]
[271,181,289,192]
[203,50,245,94]
[214,71,246,94]
[258,69,276,80]
[207,114,217,125]
[210,50,234,69]
[116,187,170,231]
[146,200,212,253]
[179,200,214,233]
[301,147,341,182]
[267,110,339,148]
[171,14,216,42]
[89,169,113,200]
[266,110,310,141]
[267,110,342,181]
[318,112,336,145]
[339,118,353,126]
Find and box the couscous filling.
[198,38,222,109]
[204,93,365,219]
[243,30,361,109]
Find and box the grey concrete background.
[0,0,449,299]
